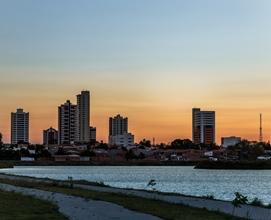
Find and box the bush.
[250,198,264,207]
[232,192,248,215]
[203,195,215,200]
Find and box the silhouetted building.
[11,108,29,144]
[109,114,128,136]
[76,90,90,143]
[89,126,96,143]
[43,127,58,146]
[109,115,134,147]
[58,100,77,145]
[192,108,215,145]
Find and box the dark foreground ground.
[0,174,244,220]
[0,190,67,220]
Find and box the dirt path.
[0,183,161,220]
[76,183,271,220]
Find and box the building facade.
[192,108,215,145]
[58,100,77,145]
[11,109,29,145]
[109,133,134,147]
[109,114,128,136]
[76,90,90,143]
[43,127,58,146]
[89,126,96,144]
[221,136,241,148]
[109,114,134,147]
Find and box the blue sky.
[1,0,270,72]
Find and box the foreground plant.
[232,192,248,215]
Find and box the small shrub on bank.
[250,197,264,207]
[203,195,215,200]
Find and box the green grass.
[0,190,67,220]
[0,177,243,220]
[42,186,242,220]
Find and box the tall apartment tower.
[109,114,128,136]
[11,108,29,144]
[43,127,58,146]
[109,115,134,147]
[192,108,215,145]
[58,100,77,145]
[76,91,90,143]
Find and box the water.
[1,166,270,204]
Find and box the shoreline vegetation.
[0,174,243,220]
[1,160,199,167]
[195,160,271,170]
[3,160,271,170]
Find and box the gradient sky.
[1,0,271,144]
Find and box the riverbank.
[19,160,198,166]
[0,173,270,219]
[1,160,198,166]
[0,183,160,220]
[10,160,271,170]
[0,173,245,220]
[0,189,67,220]
[195,160,271,170]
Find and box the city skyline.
[1,1,271,143]
[0,91,268,144]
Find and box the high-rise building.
[58,100,77,145]
[109,115,134,147]
[11,108,29,145]
[192,108,215,145]
[89,126,96,144]
[109,114,128,136]
[43,127,58,146]
[76,91,90,143]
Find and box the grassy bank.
[0,190,67,220]
[0,177,242,220]
[195,160,271,170]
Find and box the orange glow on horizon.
[0,103,269,145]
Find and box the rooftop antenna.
[259,113,263,142]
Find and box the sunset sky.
[1,0,271,144]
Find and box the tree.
[231,140,265,160]
[20,148,30,157]
[138,152,145,160]
[36,149,52,158]
[125,150,137,161]
[139,139,152,148]
[96,142,109,150]
[171,139,194,149]
[80,150,96,157]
